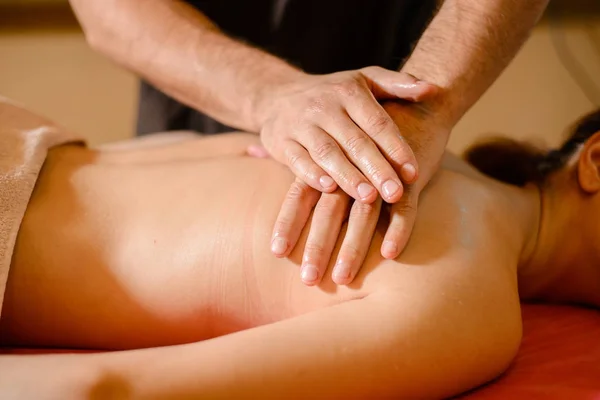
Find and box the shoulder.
[353,267,522,397]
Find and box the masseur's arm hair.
[401,0,550,128]
[465,109,600,186]
[68,0,302,132]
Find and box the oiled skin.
[0,133,523,351]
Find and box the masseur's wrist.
[401,74,458,133]
[249,67,307,132]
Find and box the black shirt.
[137,0,437,134]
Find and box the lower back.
[1,145,378,349]
[1,140,521,351]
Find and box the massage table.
[459,304,600,399]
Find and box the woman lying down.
[1,97,600,400]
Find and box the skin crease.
[1,118,600,398]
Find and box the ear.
[577,131,600,193]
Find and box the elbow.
[79,23,127,65]
[77,18,111,55]
[0,355,132,400]
[82,29,111,56]
[69,1,115,56]
[85,370,135,400]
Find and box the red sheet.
[459,304,600,400]
[2,304,600,399]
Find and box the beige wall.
[0,13,599,151]
[450,19,600,153]
[0,31,137,145]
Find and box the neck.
[518,178,600,307]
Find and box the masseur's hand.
[268,100,451,285]
[256,67,437,204]
[272,179,382,285]
[375,102,449,258]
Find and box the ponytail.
[464,109,600,187]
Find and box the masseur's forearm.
[401,0,549,127]
[69,0,303,132]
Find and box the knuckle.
[365,165,387,185]
[302,168,318,183]
[367,112,392,135]
[360,66,377,74]
[395,199,417,215]
[386,142,409,162]
[344,134,370,156]
[273,220,293,235]
[285,147,303,169]
[305,164,323,182]
[336,169,359,187]
[286,180,310,201]
[332,78,360,98]
[311,140,337,161]
[340,245,361,263]
[386,223,405,240]
[304,96,326,117]
[317,194,347,215]
[352,201,376,219]
[387,141,406,158]
[304,242,326,259]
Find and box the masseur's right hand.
[256,67,437,204]
[272,179,382,285]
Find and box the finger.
[360,66,438,101]
[246,144,271,158]
[343,88,419,186]
[301,190,351,286]
[271,179,320,257]
[282,140,337,192]
[381,187,418,259]
[332,196,382,285]
[320,111,407,203]
[299,126,378,204]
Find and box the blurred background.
[1,0,599,152]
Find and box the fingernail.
[319,175,335,189]
[401,164,417,183]
[357,183,375,200]
[382,240,399,258]
[301,265,319,283]
[399,82,419,89]
[397,84,424,101]
[382,180,400,199]
[271,237,288,255]
[333,262,351,283]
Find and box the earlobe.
[577,131,600,193]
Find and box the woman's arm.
[1,278,521,399]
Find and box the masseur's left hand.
[374,101,449,259]
[252,99,451,285]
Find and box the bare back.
[0,134,523,351]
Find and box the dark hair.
[464,109,600,187]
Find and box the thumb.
[381,188,419,259]
[246,144,271,158]
[360,66,438,102]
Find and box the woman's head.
[465,109,600,308]
[464,109,600,188]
